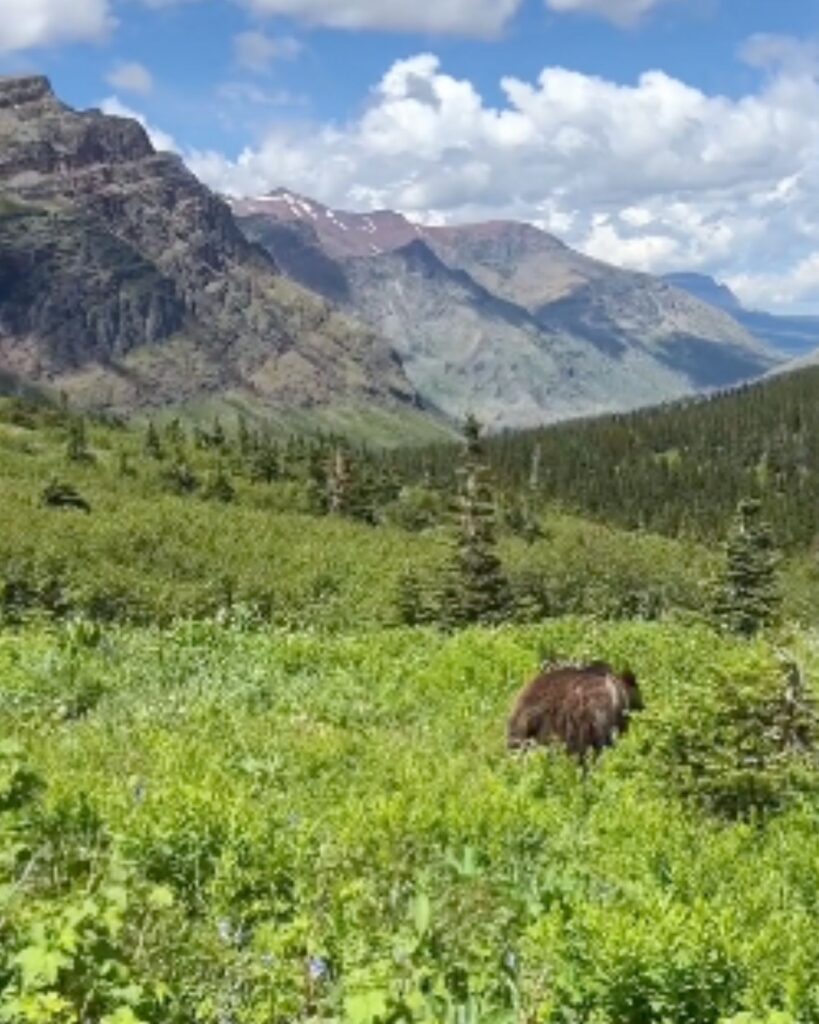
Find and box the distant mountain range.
[663,273,819,360]
[0,75,793,437]
[234,191,779,430]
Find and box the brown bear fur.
[507,660,643,759]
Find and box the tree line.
[389,367,819,551]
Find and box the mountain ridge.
[0,75,444,442]
[0,77,785,437]
[663,271,819,359]
[234,189,780,428]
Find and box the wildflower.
[308,956,329,983]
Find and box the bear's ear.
[621,670,638,688]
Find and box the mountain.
[663,272,819,359]
[662,272,743,313]
[235,190,780,430]
[0,76,451,443]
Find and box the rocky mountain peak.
[0,75,55,110]
[231,190,423,259]
[0,80,424,430]
[0,76,154,184]
[662,272,742,312]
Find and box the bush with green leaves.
[2,620,819,1021]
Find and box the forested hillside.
[394,366,819,550]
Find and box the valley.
[2,22,819,1021]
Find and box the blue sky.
[3,0,819,310]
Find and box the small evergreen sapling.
[144,421,164,461]
[442,415,511,627]
[203,464,236,503]
[715,498,781,637]
[65,418,93,464]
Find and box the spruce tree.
[237,415,253,457]
[395,565,435,626]
[250,436,280,484]
[203,464,235,503]
[305,445,330,515]
[144,421,164,461]
[715,498,781,637]
[164,418,186,450]
[442,415,511,627]
[66,418,92,463]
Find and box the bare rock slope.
[0,77,424,430]
[235,190,780,429]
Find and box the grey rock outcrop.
[0,76,421,425]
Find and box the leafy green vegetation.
[0,398,722,629]
[4,394,819,1021]
[2,619,819,1022]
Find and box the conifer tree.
[203,464,235,503]
[395,565,433,626]
[66,418,92,463]
[442,415,511,627]
[144,421,164,461]
[161,456,199,495]
[210,418,227,450]
[250,436,280,484]
[715,498,781,637]
[305,445,330,515]
[164,418,186,450]
[237,415,253,457]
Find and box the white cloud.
[739,34,819,75]
[181,46,819,310]
[100,96,178,153]
[235,0,523,37]
[106,61,154,95]
[0,0,113,53]
[233,30,301,72]
[217,80,308,106]
[728,256,819,311]
[545,0,672,26]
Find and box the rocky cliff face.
[234,190,781,429]
[0,77,420,425]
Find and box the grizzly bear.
[507,660,643,759]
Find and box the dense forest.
[392,367,819,550]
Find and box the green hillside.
[4,393,819,1022]
[395,367,819,550]
[0,396,730,628]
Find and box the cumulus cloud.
[739,34,819,76]
[233,30,301,72]
[545,0,672,26]
[0,0,113,53]
[100,96,178,153]
[106,61,154,95]
[235,0,523,37]
[728,257,819,311]
[181,46,819,310]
